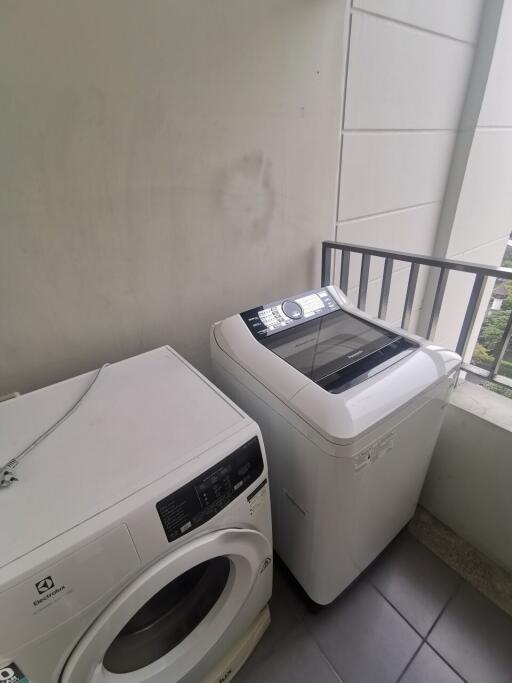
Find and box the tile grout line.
[424,578,463,641]
[395,640,424,683]
[367,575,468,682]
[285,564,467,683]
[420,580,470,682]
[315,643,346,683]
[366,577,426,639]
[294,603,346,683]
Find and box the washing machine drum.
[61,528,271,683]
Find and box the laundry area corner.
[2,1,512,682]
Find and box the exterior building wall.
[335,0,484,329]
[427,0,512,357]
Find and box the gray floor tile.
[306,579,421,683]
[243,566,305,669]
[235,629,342,683]
[400,644,464,683]
[369,531,460,635]
[428,582,512,683]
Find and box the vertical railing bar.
[455,273,487,357]
[358,253,371,310]
[378,258,393,320]
[401,262,420,330]
[489,309,512,378]
[321,243,332,287]
[340,250,351,293]
[320,243,512,368]
[427,268,449,340]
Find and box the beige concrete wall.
[0,0,346,395]
[421,383,512,571]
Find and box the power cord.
[0,363,109,489]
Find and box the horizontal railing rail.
[321,241,512,388]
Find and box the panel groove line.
[351,7,476,46]
[338,131,457,220]
[335,5,355,243]
[342,128,459,134]
[344,13,475,131]
[336,200,440,224]
[450,233,512,260]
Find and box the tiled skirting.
[408,506,512,618]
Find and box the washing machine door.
[61,528,271,683]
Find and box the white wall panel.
[345,13,475,130]
[346,262,429,325]
[338,131,455,220]
[337,203,440,290]
[478,0,512,126]
[446,130,512,257]
[353,0,483,43]
[337,202,440,253]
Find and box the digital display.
[241,288,339,338]
[156,437,264,542]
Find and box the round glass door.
[61,528,272,683]
[103,556,230,673]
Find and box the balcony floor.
[237,531,512,683]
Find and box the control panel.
[241,288,340,339]
[156,437,264,543]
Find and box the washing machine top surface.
[0,346,248,568]
[213,286,461,445]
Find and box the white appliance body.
[0,347,272,683]
[211,286,460,604]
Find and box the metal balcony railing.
[321,241,512,389]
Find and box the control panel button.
[282,300,303,320]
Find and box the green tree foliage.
[483,380,512,399]
[502,280,512,310]
[473,242,512,393]
[478,310,510,354]
[472,343,493,368]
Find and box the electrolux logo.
[33,575,65,606]
[35,576,54,594]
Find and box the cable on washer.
[0,363,109,489]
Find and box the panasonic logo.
[33,584,65,606]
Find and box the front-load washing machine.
[211,286,460,605]
[0,347,272,683]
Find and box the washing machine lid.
[0,347,248,568]
[214,286,461,445]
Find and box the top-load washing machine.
[0,347,272,683]
[211,286,460,605]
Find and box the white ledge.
[451,381,512,433]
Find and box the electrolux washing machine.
[0,347,272,683]
[211,286,460,605]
